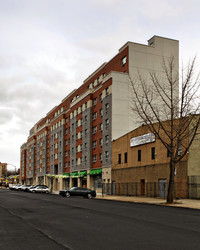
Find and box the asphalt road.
[0,189,200,250]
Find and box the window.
[121,56,127,66]
[76,121,78,128]
[65,151,68,157]
[72,123,75,131]
[138,150,141,161]
[151,147,155,160]
[85,102,87,109]
[167,149,171,157]
[105,119,109,128]
[66,118,68,124]
[76,133,78,140]
[93,126,97,134]
[93,155,97,162]
[93,141,97,148]
[85,142,87,150]
[100,109,103,117]
[178,143,182,156]
[105,135,109,144]
[105,103,109,113]
[93,98,97,106]
[76,146,78,153]
[118,154,121,164]
[100,123,103,131]
[100,138,103,147]
[72,159,74,166]
[100,153,102,162]
[85,129,88,137]
[93,112,97,120]
[106,87,109,96]
[103,73,106,78]
[85,115,87,122]
[65,162,68,167]
[65,128,68,135]
[84,156,87,163]
[100,94,103,102]
[105,151,109,160]
[72,135,74,142]
[124,152,128,163]
[97,77,100,85]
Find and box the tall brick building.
[20,36,179,192]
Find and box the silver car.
[30,185,50,194]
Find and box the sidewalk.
[96,194,200,210]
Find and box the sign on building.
[130,133,155,147]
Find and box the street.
[0,189,200,250]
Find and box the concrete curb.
[95,195,200,210]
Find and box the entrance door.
[112,181,116,195]
[73,178,77,187]
[94,180,98,191]
[159,179,167,198]
[141,179,145,196]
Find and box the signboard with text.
[130,133,155,147]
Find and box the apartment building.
[20,35,179,192]
[0,162,7,178]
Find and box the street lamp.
[7,164,19,184]
[7,163,17,174]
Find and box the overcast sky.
[1,0,200,170]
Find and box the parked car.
[28,185,47,192]
[21,185,32,191]
[14,184,23,191]
[30,185,50,194]
[28,185,37,192]
[59,187,96,199]
[9,184,19,190]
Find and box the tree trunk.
[167,160,175,203]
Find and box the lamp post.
[7,163,17,174]
[7,164,18,184]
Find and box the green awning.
[63,173,70,176]
[88,168,102,175]
[71,172,78,178]
[78,170,87,177]
[62,173,70,178]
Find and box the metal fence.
[188,176,200,199]
[102,181,189,199]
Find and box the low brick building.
[111,122,197,199]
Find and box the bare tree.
[130,56,200,203]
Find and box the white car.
[14,185,23,191]
[30,185,50,194]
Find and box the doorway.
[141,179,145,196]
[159,179,167,198]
